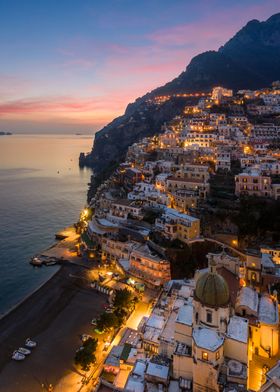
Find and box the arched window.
[206,310,212,324]
[251,272,257,281]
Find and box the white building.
[212,87,233,102]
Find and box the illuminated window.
[216,351,220,360]
[202,352,208,361]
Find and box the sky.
[0,0,279,134]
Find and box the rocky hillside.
[81,13,280,196]
[154,13,280,95]
[81,96,193,172]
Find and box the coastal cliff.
[81,13,280,200]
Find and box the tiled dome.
[195,269,230,307]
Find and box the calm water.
[0,134,93,315]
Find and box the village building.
[171,189,198,214]
[129,244,171,286]
[235,169,272,198]
[107,199,144,222]
[166,176,209,199]
[155,207,200,243]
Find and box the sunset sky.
[0,0,279,133]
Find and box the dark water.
[0,134,93,314]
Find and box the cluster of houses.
[99,248,280,392]
[84,84,280,392]
[84,84,280,286]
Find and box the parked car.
[103,341,110,352]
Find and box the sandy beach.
[0,262,107,391]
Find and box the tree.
[75,338,98,371]
[113,288,133,310]
[96,312,119,331]
[113,308,128,327]
[143,209,162,224]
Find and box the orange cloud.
[0,95,126,126]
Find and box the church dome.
[195,268,230,307]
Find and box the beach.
[0,262,107,391]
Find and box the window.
[206,310,212,324]
[202,352,208,361]
[216,351,220,360]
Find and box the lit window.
[202,352,208,361]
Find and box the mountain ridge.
[81,12,280,199]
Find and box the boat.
[44,261,57,266]
[25,338,37,348]
[30,257,43,266]
[12,350,25,361]
[18,347,31,355]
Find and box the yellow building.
[155,207,200,243]
[235,286,279,390]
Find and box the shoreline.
[0,228,72,321]
[0,225,84,367]
[0,264,61,322]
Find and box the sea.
[0,134,93,315]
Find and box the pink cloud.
[0,93,137,127]
[0,95,129,115]
[3,1,279,132]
